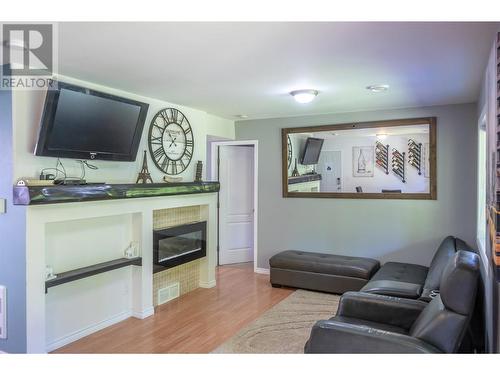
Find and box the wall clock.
[287,135,293,169]
[148,108,194,175]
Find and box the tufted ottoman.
[269,250,380,294]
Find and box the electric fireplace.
[153,221,207,272]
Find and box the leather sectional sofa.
[304,250,480,353]
[270,236,475,300]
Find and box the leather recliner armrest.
[304,320,441,354]
[336,291,428,330]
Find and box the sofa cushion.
[360,262,428,298]
[269,250,380,280]
[369,262,429,284]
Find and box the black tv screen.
[301,137,324,165]
[35,81,149,161]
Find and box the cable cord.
[41,158,99,182]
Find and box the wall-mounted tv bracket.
[408,139,422,175]
[391,148,406,183]
[375,141,389,175]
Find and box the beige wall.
[11,75,235,184]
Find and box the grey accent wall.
[0,87,27,353]
[236,103,477,269]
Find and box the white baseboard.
[255,267,270,275]
[132,306,154,319]
[199,280,216,288]
[46,310,132,352]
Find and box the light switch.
[0,286,6,339]
[0,199,5,214]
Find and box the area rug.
[212,289,340,353]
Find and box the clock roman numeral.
[160,112,169,124]
[186,139,193,147]
[150,135,163,146]
[179,159,186,170]
[161,157,170,172]
[171,161,178,175]
[153,147,164,160]
[153,122,165,133]
[183,149,192,159]
[169,108,179,123]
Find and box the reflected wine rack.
[375,141,389,175]
[391,148,406,183]
[408,139,422,175]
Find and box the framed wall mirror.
[282,117,437,199]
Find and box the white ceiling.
[58,22,499,120]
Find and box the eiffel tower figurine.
[136,150,153,184]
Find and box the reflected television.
[301,137,324,165]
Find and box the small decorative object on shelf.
[45,265,56,281]
[391,148,406,183]
[124,242,139,259]
[375,141,389,175]
[163,176,183,183]
[291,158,300,177]
[195,160,203,182]
[136,150,153,184]
[408,139,422,175]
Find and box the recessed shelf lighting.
[376,133,388,140]
[366,84,389,93]
[290,89,319,104]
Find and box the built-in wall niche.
[282,117,436,199]
[45,213,141,274]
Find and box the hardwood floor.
[52,263,294,353]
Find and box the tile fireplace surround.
[25,192,217,353]
[152,206,206,306]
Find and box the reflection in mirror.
[283,118,436,199]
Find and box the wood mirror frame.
[282,117,437,200]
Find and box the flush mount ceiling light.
[366,84,390,93]
[290,89,319,104]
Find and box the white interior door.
[317,151,342,192]
[219,145,254,265]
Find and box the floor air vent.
[157,283,180,305]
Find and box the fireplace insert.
[153,221,207,272]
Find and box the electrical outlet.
[0,286,6,339]
[0,198,5,214]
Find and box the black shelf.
[288,174,322,185]
[45,257,142,292]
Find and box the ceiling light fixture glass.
[366,84,389,93]
[290,89,319,104]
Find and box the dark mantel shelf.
[45,257,142,292]
[287,174,322,185]
[13,181,220,205]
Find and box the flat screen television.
[35,81,149,161]
[301,137,324,165]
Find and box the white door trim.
[210,140,258,273]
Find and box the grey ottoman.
[269,250,380,294]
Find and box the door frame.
[210,140,259,274]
